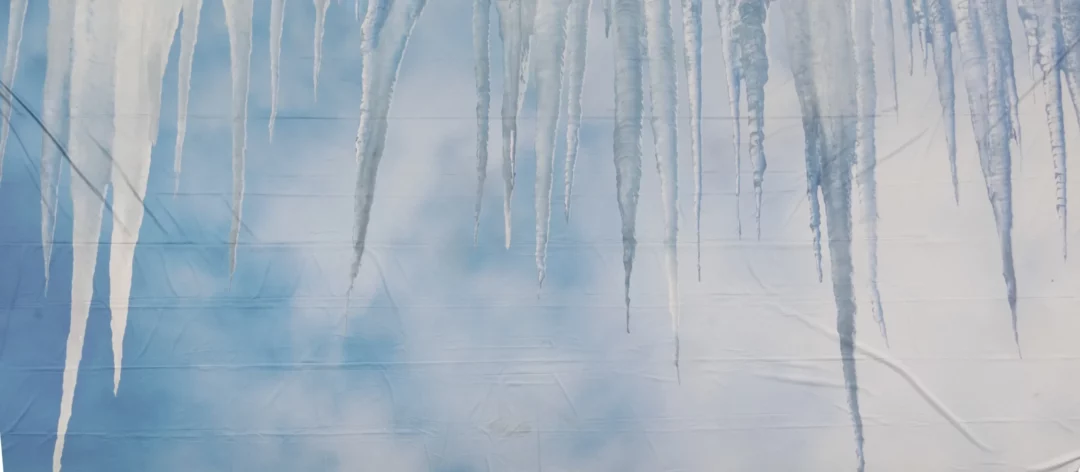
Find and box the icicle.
[716,0,742,237]
[174,0,203,194]
[1017,0,1040,74]
[604,0,612,37]
[494,0,537,248]
[222,0,255,277]
[783,0,824,282]
[611,0,644,331]
[854,0,887,342]
[562,0,592,220]
[642,0,681,370]
[903,0,916,73]
[109,0,182,396]
[532,0,570,287]
[313,0,330,99]
[986,0,1022,149]
[41,0,77,288]
[473,0,492,240]
[0,0,28,185]
[56,1,120,470]
[269,0,286,140]
[960,0,1019,350]
[926,0,959,203]
[680,0,703,279]
[736,0,769,239]
[1061,0,1080,126]
[346,0,429,293]
[882,0,899,111]
[790,0,867,467]
[1021,0,1067,258]
[361,0,390,51]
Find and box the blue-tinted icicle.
[347,0,429,293]
[927,0,959,203]
[473,0,492,240]
[563,0,592,219]
[854,0,887,342]
[680,0,703,279]
[611,0,644,331]
[532,0,570,286]
[786,0,866,468]
[643,0,682,374]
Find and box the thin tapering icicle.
[643,0,681,372]
[473,0,492,241]
[494,0,537,249]
[313,0,330,99]
[40,0,77,289]
[854,0,887,343]
[783,0,824,282]
[109,0,183,395]
[346,0,429,296]
[222,0,255,277]
[1020,0,1067,258]
[56,1,119,469]
[174,0,203,195]
[563,0,592,221]
[611,0,644,332]
[0,0,28,185]
[882,0,900,111]
[736,0,769,239]
[969,0,1020,351]
[532,0,570,287]
[269,0,286,140]
[927,0,959,203]
[796,0,867,467]
[716,0,742,237]
[680,0,703,279]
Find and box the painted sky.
[2,1,1080,471]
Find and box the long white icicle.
[563,0,592,220]
[0,0,28,184]
[174,0,203,194]
[643,0,681,371]
[611,0,644,332]
[41,0,77,288]
[680,0,703,279]
[716,0,742,236]
[532,0,570,287]
[56,2,120,470]
[222,0,255,278]
[109,0,182,396]
[494,0,537,248]
[269,0,286,140]
[347,0,429,292]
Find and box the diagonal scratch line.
[0,80,123,230]
[779,308,994,452]
[85,133,166,234]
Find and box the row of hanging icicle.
[0,0,1070,471]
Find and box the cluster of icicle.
[0,0,1073,470]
